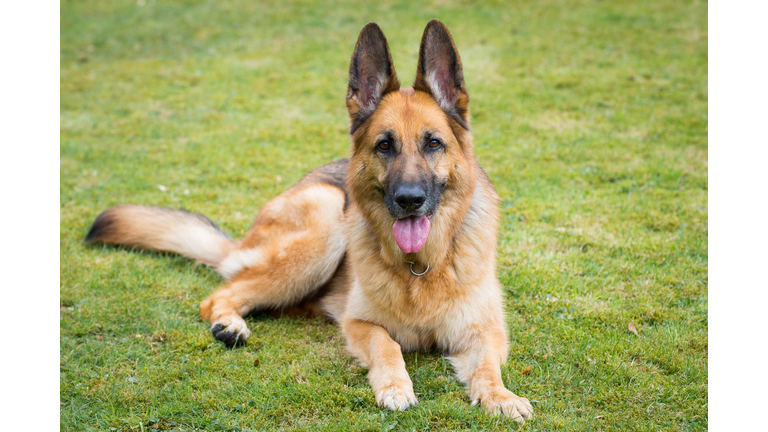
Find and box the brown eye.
[429,139,441,149]
[378,141,390,151]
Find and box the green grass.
[60,0,707,430]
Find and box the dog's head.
[346,20,478,258]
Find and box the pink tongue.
[393,216,431,253]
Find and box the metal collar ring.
[405,260,430,276]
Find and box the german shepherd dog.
[86,20,533,422]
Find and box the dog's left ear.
[413,19,469,129]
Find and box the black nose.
[394,183,426,211]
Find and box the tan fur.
[199,184,346,324]
[85,20,533,422]
[85,205,234,267]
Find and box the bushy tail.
[85,205,234,267]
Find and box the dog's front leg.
[448,325,534,423]
[342,318,418,411]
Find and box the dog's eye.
[377,141,391,152]
[428,139,442,149]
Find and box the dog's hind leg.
[200,183,346,347]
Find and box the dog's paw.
[472,388,533,423]
[375,383,419,412]
[210,315,250,348]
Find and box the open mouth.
[392,213,434,254]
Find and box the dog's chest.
[353,264,476,344]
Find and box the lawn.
[60,0,708,430]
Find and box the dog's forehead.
[371,88,453,140]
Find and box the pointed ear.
[346,22,400,133]
[413,19,469,129]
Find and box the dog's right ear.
[346,23,400,134]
